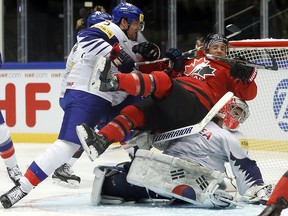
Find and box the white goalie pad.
[90,167,107,205]
[127,149,235,208]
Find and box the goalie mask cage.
[226,39,288,185]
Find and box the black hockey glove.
[258,196,288,216]
[110,43,135,73]
[132,42,161,61]
[166,48,185,72]
[230,57,257,84]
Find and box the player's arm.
[230,76,257,101]
[228,57,258,101]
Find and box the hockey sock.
[151,71,173,99]
[116,71,172,99]
[99,105,144,142]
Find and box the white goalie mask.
[217,96,250,131]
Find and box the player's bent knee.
[151,71,173,99]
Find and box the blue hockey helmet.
[112,2,144,26]
[87,11,112,27]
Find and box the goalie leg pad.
[127,149,235,208]
[90,167,107,206]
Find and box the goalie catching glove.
[132,42,161,61]
[110,43,135,73]
[230,56,258,84]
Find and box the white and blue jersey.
[59,21,142,145]
[163,121,264,196]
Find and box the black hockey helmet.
[203,33,229,52]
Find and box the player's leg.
[0,139,80,208]
[0,91,110,208]
[0,111,22,185]
[77,81,208,161]
[52,89,111,187]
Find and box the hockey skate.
[98,56,119,92]
[0,185,27,208]
[52,163,81,187]
[7,165,22,186]
[76,123,111,161]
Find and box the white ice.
[0,143,287,216]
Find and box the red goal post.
[228,39,288,69]
[225,39,288,185]
[229,39,288,48]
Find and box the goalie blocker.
[126,149,236,208]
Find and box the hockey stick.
[135,24,242,66]
[205,53,278,71]
[225,24,242,39]
[153,91,234,143]
[104,91,234,154]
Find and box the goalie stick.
[135,24,242,66]
[153,91,234,143]
[105,91,234,153]
[205,53,278,71]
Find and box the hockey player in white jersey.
[89,96,271,207]
[51,10,113,187]
[161,96,272,204]
[0,2,160,209]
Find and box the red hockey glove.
[132,42,161,61]
[110,43,135,73]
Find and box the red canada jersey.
[174,56,257,110]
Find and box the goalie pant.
[162,121,264,196]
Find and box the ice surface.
[0,143,287,216]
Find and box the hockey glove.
[230,62,258,84]
[258,196,288,216]
[110,43,135,73]
[166,48,185,72]
[132,42,161,61]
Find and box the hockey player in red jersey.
[259,170,288,216]
[76,33,259,161]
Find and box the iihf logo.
[273,79,288,132]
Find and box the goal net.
[227,39,288,185]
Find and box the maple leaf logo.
[184,58,216,80]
